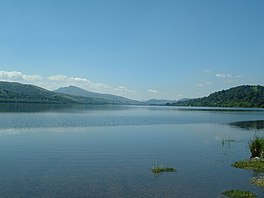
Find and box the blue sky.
[0,0,263,100]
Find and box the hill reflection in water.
[230,120,264,130]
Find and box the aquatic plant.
[151,162,176,173]
[220,138,236,148]
[222,189,256,198]
[152,167,176,173]
[232,158,264,171]
[232,135,264,171]
[249,135,264,158]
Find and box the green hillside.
[167,85,264,108]
[0,81,115,105]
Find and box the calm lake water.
[0,104,264,197]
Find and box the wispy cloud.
[216,73,242,83]
[196,81,211,87]
[0,71,42,81]
[216,73,233,78]
[114,86,135,93]
[47,74,110,90]
[148,89,158,93]
[47,75,69,81]
[204,70,212,74]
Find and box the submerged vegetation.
[222,189,256,198]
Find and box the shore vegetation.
[222,189,256,198]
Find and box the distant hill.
[144,99,177,105]
[167,85,264,108]
[177,98,191,102]
[0,81,118,105]
[54,86,142,105]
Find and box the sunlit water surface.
[0,104,263,197]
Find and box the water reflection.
[0,109,264,196]
[0,103,131,113]
[220,139,236,148]
[252,169,264,176]
[230,120,264,130]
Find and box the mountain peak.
[54,85,142,105]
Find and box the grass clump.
[152,167,176,173]
[249,135,264,158]
[232,158,264,171]
[251,176,264,188]
[232,135,264,171]
[222,189,256,198]
[151,162,176,173]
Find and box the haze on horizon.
[0,0,263,100]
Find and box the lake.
[0,104,264,197]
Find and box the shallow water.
[0,104,263,197]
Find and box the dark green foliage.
[249,136,264,158]
[222,190,256,198]
[168,85,264,108]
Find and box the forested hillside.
[0,81,114,104]
[167,85,264,108]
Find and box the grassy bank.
[232,158,264,171]
[222,189,256,198]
